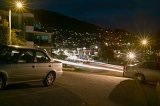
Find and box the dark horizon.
[1,0,160,34]
[27,0,160,34]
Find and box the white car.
[0,45,63,90]
[123,62,160,82]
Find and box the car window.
[0,46,20,62]
[18,50,34,63]
[138,62,146,68]
[35,51,50,63]
[139,62,157,70]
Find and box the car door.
[141,62,160,81]
[10,49,36,82]
[33,50,52,79]
[151,63,160,81]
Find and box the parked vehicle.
[0,45,63,90]
[123,61,160,82]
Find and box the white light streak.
[53,59,123,73]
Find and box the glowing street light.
[16,1,24,9]
[141,38,152,55]
[127,52,136,60]
[141,39,148,46]
[95,46,98,49]
[9,1,24,45]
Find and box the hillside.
[34,9,101,33]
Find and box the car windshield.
[0,46,20,62]
[138,62,160,70]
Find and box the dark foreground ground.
[0,70,160,106]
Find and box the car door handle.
[32,65,35,68]
[49,65,51,67]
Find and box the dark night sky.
[1,0,160,33]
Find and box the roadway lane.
[0,71,159,106]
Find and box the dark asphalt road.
[0,71,159,106]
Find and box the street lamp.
[9,1,24,45]
[95,46,98,49]
[16,1,23,8]
[125,51,136,65]
[141,39,147,46]
[127,52,136,60]
[141,39,151,55]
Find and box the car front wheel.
[0,75,6,90]
[43,72,56,86]
[135,73,145,83]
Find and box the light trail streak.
[90,62,124,70]
[53,59,123,73]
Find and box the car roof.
[140,61,160,64]
[0,45,46,52]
